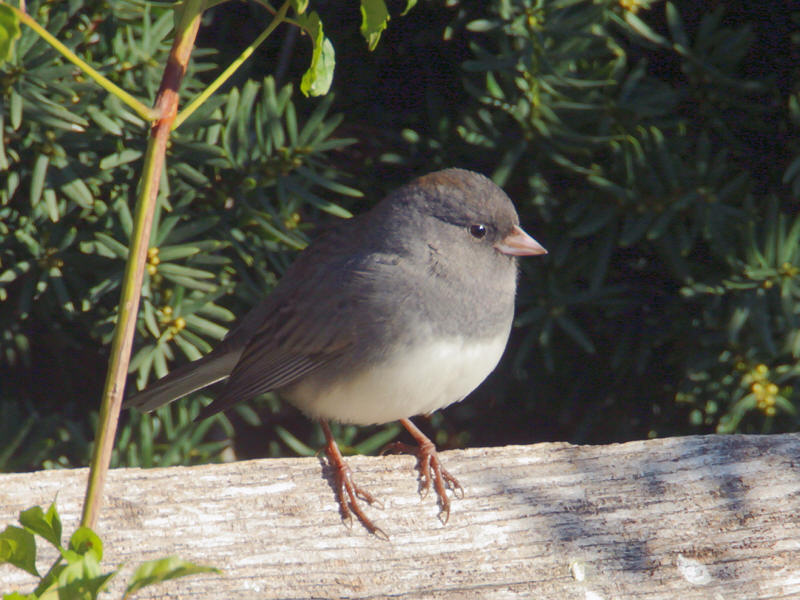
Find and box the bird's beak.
[494,224,547,256]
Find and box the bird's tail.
[124,351,240,413]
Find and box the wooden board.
[2,434,800,599]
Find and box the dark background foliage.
[1,0,798,471]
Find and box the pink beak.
[494,224,547,256]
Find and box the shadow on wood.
[2,434,800,599]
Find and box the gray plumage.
[125,168,545,424]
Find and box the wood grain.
[2,434,800,599]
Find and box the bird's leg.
[384,418,464,524]
[320,421,387,539]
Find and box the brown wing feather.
[196,222,366,420]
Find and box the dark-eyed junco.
[126,168,546,536]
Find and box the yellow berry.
[619,0,642,13]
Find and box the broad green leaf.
[0,525,38,577]
[125,556,219,597]
[19,502,62,549]
[68,526,103,562]
[0,4,21,63]
[54,552,114,598]
[360,0,389,51]
[297,12,335,97]
[290,0,308,14]
[400,0,417,16]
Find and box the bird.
[125,168,547,536]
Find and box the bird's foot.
[383,418,464,524]
[321,421,388,539]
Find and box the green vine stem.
[80,1,205,531]
[174,0,290,129]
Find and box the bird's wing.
[195,300,356,420]
[195,224,374,420]
[124,348,242,412]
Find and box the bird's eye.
[469,224,487,239]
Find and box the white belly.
[284,334,510,425]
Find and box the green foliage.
[0,4,20,62]
[112,396,234,468]
[359,0,389,51]
[0,500,217,599]
[1,2,183,358]
[296,11,336,96]
[678,202,800,433]
[274,420,403,456]
[0,0,363,470]
[124,556,217,599]
[1,0,798,473]
[445,0,800,439]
